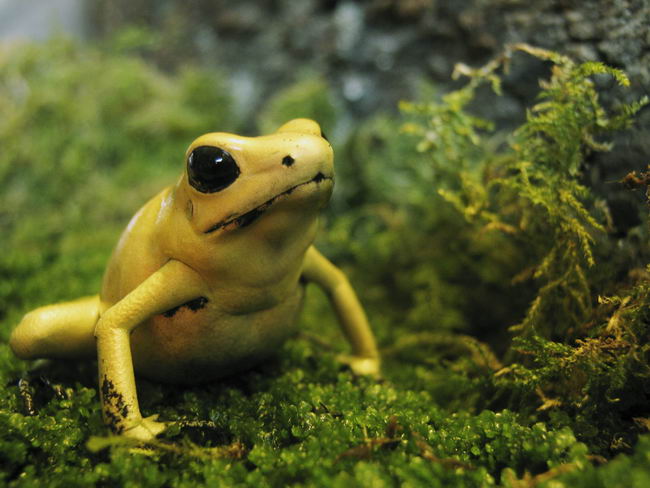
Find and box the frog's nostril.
[282,155,295,167]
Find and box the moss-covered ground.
[1,39,650,487]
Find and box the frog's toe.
[336,354,382,378]
[122,415,168,442]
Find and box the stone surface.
[83,1,648,120]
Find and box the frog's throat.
[204,172,332,234]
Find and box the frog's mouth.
[204,172,332,234]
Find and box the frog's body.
[10,119,380,441]
[106,186,307,384]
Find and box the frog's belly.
[129,288,304,384]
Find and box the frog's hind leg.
[9,295,99,360]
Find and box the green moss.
[1,38,650,486]
[0,337,593,487]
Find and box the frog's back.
[100,188,171,309]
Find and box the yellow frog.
[9,118,380,441]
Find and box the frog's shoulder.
[100,187,174,305]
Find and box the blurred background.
[2,0,647,231]
[2,0,649,132]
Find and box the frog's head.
[177,118,333,238]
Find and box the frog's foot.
[121,414,168,442]
[16,372,67,416]
[336,354,382,378]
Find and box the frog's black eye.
[187,146,240,193]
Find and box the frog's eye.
[187,146,240,193]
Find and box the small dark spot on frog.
[101,375,129,433]
[163,296,209,318]
[282,155,295,167]
[104,409,124,434]
[100,376,113,399]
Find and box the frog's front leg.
[302,246,380,376]
[95,260,205,441]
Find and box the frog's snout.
[274,118,333,179]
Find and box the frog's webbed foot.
[15,371,67,416]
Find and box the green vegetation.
[1,38,649,486]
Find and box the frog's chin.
[203,172,333,235]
